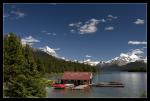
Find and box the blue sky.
[3,3,147,61]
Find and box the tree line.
[100,62,147,72]
[34,49,96,74]
[121,61,147,72]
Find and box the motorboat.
[52,83,65,89]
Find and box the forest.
[100,62,147,72]
[33,48,96,74]
[3,33,96,97]
[121,61,147,72]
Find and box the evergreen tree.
[4,33,26,97]
[23,44,46,97]
[4,33,46,97]
[35,57,45,75]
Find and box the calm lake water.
[46,72,147,98]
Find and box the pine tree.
[35,57,45,75]
[4,33,46,97]
[23,44,46,97]
[4,33,26,97]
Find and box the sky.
[3,3,147,62]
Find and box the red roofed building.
[60,72,93,86]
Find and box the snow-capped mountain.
[39,46,58,57]
[97,49,146,66]
[83,59,99,66]
[38,46,147,66]
[145,56,147,63]
[143,56,147,63]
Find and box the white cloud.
[11,10,25,19]
[69,22,82,27]
[107,14,118,19]
[128,41,147,45]
[134,19,144,24]
[79,18,100,34]
[4,6,26,20]
[21,35,40,46]
[69,18,100,34]
[79,24,97,34]
[85,55,92,58]
[105,26,114,31]
[69,16,118,34]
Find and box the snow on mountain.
[78,48,146,66]
[129,54,141,62]
[73,59,78,62]
[39,46,58,57]
[143,56,147,63]
[61,57,65,60]
[83,59,99,66]
[38,46,146,66]
[107,49,145,66]
[97,49,146,66]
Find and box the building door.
[77,80,80,85]
[61,80,63,84]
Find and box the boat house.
[60,72,93,86]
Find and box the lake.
[46,72,147,98]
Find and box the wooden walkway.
[91,82,124,87]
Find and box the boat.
[52,83,65,89]
[72,85,89,90]
[64,84,74,89]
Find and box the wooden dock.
[94,84,124,87]
[91,82,124,87]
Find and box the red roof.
[61,71,92,80]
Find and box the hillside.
[121,61,147,72]
[33,49,96,74]
[100,61,147,72]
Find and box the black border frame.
[2,0,149,100]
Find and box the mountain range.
[38,46,147,67]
